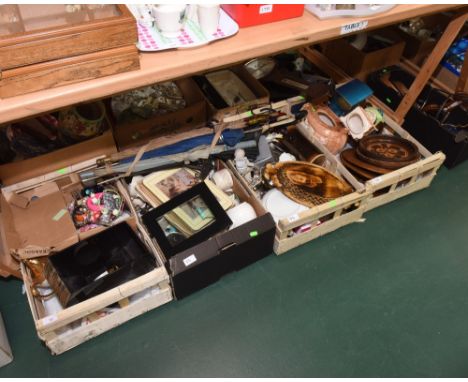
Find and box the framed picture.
[142,182,232,258]
[142,168,232,232]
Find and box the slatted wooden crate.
[299,117,445,213]
[22,264,171,355]
[299,46,445,213]
[17,179,172,355]
[228,145,369,255]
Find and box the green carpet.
[1,161,468,377]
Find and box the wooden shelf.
[0,4,460,124]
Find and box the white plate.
[127,5,239,52]
[262,189,309,223]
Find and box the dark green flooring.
[1,160,468,377]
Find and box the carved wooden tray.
[357,135,420,164]
[340,148,391,177]
[263,161,353,208]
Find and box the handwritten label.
[183,254,197,267]
[15,246,53,259]
[259,4,273,14]
[340,20,368,35]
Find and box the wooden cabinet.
[0,5,139,98]
[0,5,136,69]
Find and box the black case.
[45,222,156,308]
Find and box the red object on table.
[221,4,304,28]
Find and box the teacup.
[152,4,187,38]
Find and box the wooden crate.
[22,263,171,355]
[228,142,369,256]
[298,114,444,213]
[299,47,445,212]
[14,178,172,354]
[351,117,444,212]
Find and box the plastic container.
[221,4,304,28]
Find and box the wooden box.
[194,65,270,124]
[230,156,368,255]
[322,28,405,79]
[224,98,368,255]
[304,115,445,212]
[21,261,171,355]
[301,47,445,213]
[0,5,137,70]
[0,5,140,98]
[2,172,172,354]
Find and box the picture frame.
[142,182,232,258]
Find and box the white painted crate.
[228,145,369,255]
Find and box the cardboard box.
[110,78,208,150]
[393,14,450,66]
[322,28,405,79]
[194,65,270,123]
[1,182,78,260]
[0,129,117,187]
[0,313,13,368]
[138,161,276,299]
[0,173,142,263]
[433,65,468,94]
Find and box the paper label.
[370,176,383,185]
[52,209,68,221]
[259,4,273,14]
[183,254,197,267]
[288,214,299,223]
[15,245,53,259]
[329,200,337,208]
[340,20,368,35]
[41,315,58,327]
